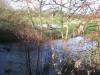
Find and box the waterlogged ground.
[0,36,98,75]
[41,36,98,75]
[44,36,97,60]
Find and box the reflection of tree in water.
[47,36,97,75]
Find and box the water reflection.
[43,36,98,75]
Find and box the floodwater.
[41,36,98,75]
[0,36,98,75]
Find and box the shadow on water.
[0,28,99,75]
[41,36,99,75]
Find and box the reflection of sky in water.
[42,36,98,74]
[67,36,97,51]
[50,36,97,52]
[46,36,97,61]
[0,36,98,75]
[43,36,98,73]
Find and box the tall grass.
[0,8,99,40]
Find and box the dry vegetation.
[0,22,48,43]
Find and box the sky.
[4,0,100,14]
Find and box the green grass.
[0,9,99,35]
[27,16,99,33]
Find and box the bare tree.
[0,0,12,11]
[0,0,7,8]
